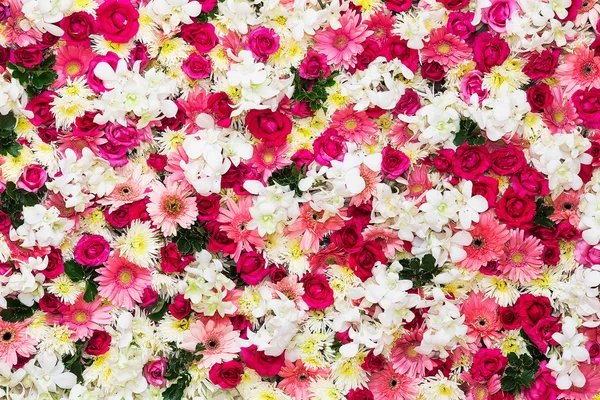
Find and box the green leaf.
[64,260,85,282]
[162,375,190,400]
[0,112,16,131]
[268,164,306,197]
[174,222,209,255]
[83,280,99,303]
[534,198,556,228]
[0,298,38,322]
[398,254,438,288]
[148,297,169,322]
[453,118,483,147]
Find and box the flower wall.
[1,0,600,399]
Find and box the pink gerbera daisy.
[268,276,307,310]
[369,363,421,400]
[391,328,434,378]
[1,0,42,47]
[498,229,544,284]
[556,46,600,95]
[461,291,503,347]
[541,87,581,134]
[460,212,510,272]
[366,9,396,45]
[248,143,292,180]
[462,372,501,400]
[62,296,112,340]
[278,360,330,400]
[217,197,265,261]
[147,180,198,236]
[550,190,582,226]
[53,45,95,88]
[314,10,373,69]
[421,27,472,68]
[0,319,37,366]
[96,254,152,310]
[286,203,345,253]
[98,165,154,212]
[350,164,381,206]
[330,107,378,144]
[388,121,413,147]
[558,364,600,399]
[405,165,432,199]
[363,225,405,259]
[181,318,242,368]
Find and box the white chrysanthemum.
[0,145,35,181]
[30,137,59,176]
[46,274,85,304]
[70,0,99,14]
[90,35,135,58]
[482,57,530,98]
[420,374,466,400]
[498,330,529,357]
[245,383,294,400]
[26,310,50,340]
[156,126,188,154]
[330,355,369,393]
[288,330,335,369]
[14,114,37,141]
[304,310,335,333]
[82,351,113,386]
[478,275,521,306]
[237,286,263,323]
[522,266,564,299]
[59,232,81,260]
[51,77,95,130]
[309,378,344,400]
[154,38,192,66]
[39,325,77,356]
[116,220,162,268]
[151,271,179,297]
[136,5,160,44]
[327,265,362,299]
[80,210,113,241]
[157,314,193,344]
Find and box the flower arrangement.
[0,0,600,398]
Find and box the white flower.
[419,189,460,232]
[456,180,488,230]
[23,352,77,393]
[548,317,590,390]
[21,0,73,36]
[151,0,201,33]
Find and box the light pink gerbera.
[406,165,432,199]
[286,203,345,253]
[217,197,265,261]
[96,254,152,310]
[62,296,112,340]
[541,87,581,134]
[558,364,600,399]
[52,45,95,88]
[314,10,373,69]
[268,276,307,310]
[350,164,381,206]
[550,190,582,226]
[248,143,292,180]
[0,319,37,366]
[498,229,544,284]
[147,180,198,236]
[1,0,42,47]
[278,360,330,400]
[461,291,503,347]
[391,328,434,378]
[556,46,600,95]
[576,0,600,29]
[369,363,421,400]
[178,87,209,126]
[461,372,501,400]
[330,107,378,144]
[363,225,405,259]
[181,318,242,368]
[421,27,472,68]
[98,165,154,212]
[460,212,510,272]
[388,121,413,147]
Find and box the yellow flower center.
[119,269,133,285]
[73,310,88,323]
[438,43,451,54]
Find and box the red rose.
[14,44,44,68]
[60,12,97,44]
[573,88,600,129]
[39,293,64,313]
[347,388,375,400]
[495,188,536,229]
[313,129,348,167]
[330,220,364,254]
[360,351,385,372]
[220,162,260,196]
[140,286,159,307]
[237,251,269,285]
[527,316,561,353]
[473,32,510,72]
[240,345,285,376]
[269,265,288,283]
[472,175,499,207]
[526,83,553,113]
[105,204,132,228]
[421,61,445,81]
[385,0,412,12]
[299,49,331,79]
[42,248,65,280]
[87,52,121,93]
[433,149,455,173]
[349,241,388,281]
[381,145,411,180]
[245,109,292,146]
[85,330,111,356]
[498,306,520,330]
[523,49,560,81]
[160,243,194,274]
[393,89,421,116]
[490,145,527,176]
[300,273,335,310]
[0,46,10,67]
[447,12,475,39]
[25,91,56,126]
[129,42,151,70]
[17,165,47,193]
[180,22,219,53]
[74,235,110,267]
[209,361,244,389]
[355,40,380,71]
[0,210,11,235]
[384,37,419,72]
[182,53,212,80]
[208,92,233,127]
[96,0,139,43]
[511,167,549,197]
[147,154,167,172]
[470,348,508,382]
[542,244,560,266]
[453,144,490,179]
[291,101,314,118]
[515,294,552,329]
[168,294,191,320]
[438,0,470,10]
[196,194,221,222]
[206,222,237,254]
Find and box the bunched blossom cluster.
[1,0,600,399]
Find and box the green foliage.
[64,260,100,303]
[0,112,22,157]
[500,352,538,394]
[148,297,169,322]
[0,297,38,322]
[268,164,306,197]
[397,254,438,288]
[534,198,556,228]
[453,118,485,146]
[174,222,209,254]
[162,344,205,400]
[64,260,85,282]
[291,67,340,111]
[0,181,45,226]
[83,280,99,303]
[62,341,91,383]
[7,55,58,97]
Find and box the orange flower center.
[164,196,182,215]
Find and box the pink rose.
[140,286,159,307]
[104,122,139,149]
[237,251,269,285]
[473,32,510,72]
[87,52,121,93]
[25,91,56,126]
[246,27,279,62]
[180,23,219,53]
[575,241,600,266]
[168,294,191,320]
[74,235,110,267]
[460,70,488,104]
[60,12,97,44]
[299,50,331,79]
[143,357,168,387]
[447,12,475,39]
[381,145,410,179]
[510,167,549,197]
[17,165,47,193]
[240,345,285,376]
[573,87,600,129]
[313,129,348,167]
[470,348,508,382]
[96,0,139,43]
[182,53,212,80]
[482,0,516,33]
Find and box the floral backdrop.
[0,0,600,398]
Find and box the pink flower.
[278,360,329,400]
[182,319,242,368]
[96,254,152,310]
[0,319,37,367]
[498,229,544,284]
[53,45,94,88]
[391,328,434,378]
[147,180,198,236]
[286,203,345,253]
[556,46,600,96]
[421,27,472,68]
[62,297,112,340]
[144,357,168,387]
[461,291,503,347]
[217,197,265,261]
[314,10,373,69]
[368,363,421,400]
[460,212,510,271]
